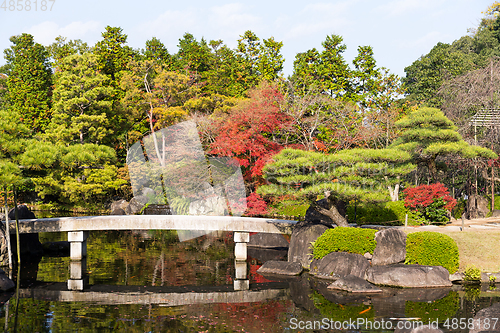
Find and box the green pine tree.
[391,107,497,182]
[258,148,415,226]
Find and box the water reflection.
[0,230,499,332]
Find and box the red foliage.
[209,83,293,182]
[403,183,456,211]
[245,192,268,216]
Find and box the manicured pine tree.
[391,107,497,182]
[258,148,415,226]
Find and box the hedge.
[312,227,377,259]
[405,231,459,274]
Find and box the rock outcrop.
[8,205,43,258]
[248,233,289,249]
[372,228,406,265]
[257,261,303,276]
[288,222,330,269]
[365,264,452,288]
[310,252,370,280]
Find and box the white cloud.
[26,21,101,45]
[377,0,445,17]
[399,30,445,50]
[209,3,261,30]
[282,1,354,41]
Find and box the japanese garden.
[2,2,500,331]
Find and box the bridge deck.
[6,215,297,235]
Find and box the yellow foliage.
[483,1,500,17]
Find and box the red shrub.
[245,192,268,216]
[403,183,456,211]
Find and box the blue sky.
[0,0,493,78]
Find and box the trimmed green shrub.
[463,265,481,282]
[405,231,459,274]
[313,227,377,259]
[346,201,425,226]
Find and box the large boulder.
[467,194,489,219]
[310,252,370,280]
[110,199,128,215]
[125,196,147,215]
[248,233,289,249]
[327,274,382,293]
[469,302,500,333]
[288,222,330,269]
[257,261,303,276]
[8,205,43,258]
[372,228,406,265]
[365,264,452,288]
[0,269,14,291]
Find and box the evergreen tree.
[292,35,353,100]
[0,106,30,188]
[258,148,415,226]
[391,107,497,182]
[94,26,137,81]
[46,53,116,145]
[46,36,89,68]
[4,33,52,132]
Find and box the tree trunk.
[386,176,400,201]
[309,191,349,227]
[427,158,438,183]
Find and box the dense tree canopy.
[4,33,52,132]
[1,4,499,212]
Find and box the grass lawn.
[405,229,500,273]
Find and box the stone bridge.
[6,215,297,290]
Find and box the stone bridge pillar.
[67,231,89,291]
[233,232,249,291]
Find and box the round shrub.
[313,227,377,259]
[405,231,459,274]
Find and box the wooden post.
[13,186,20,265]
[492,166,495,212]
[4,189,12,271]
[405,214,408,230]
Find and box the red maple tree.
[209,83,293,185]
[403,183,456,211]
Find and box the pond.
[1,229,499,332]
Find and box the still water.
[1,230,498,332]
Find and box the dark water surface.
[1,230,499,332]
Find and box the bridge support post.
[68,231,88,260]
[67,258,88,291]
[234,232,249,261]
[67,231,89,291]
[233,232,249,291]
